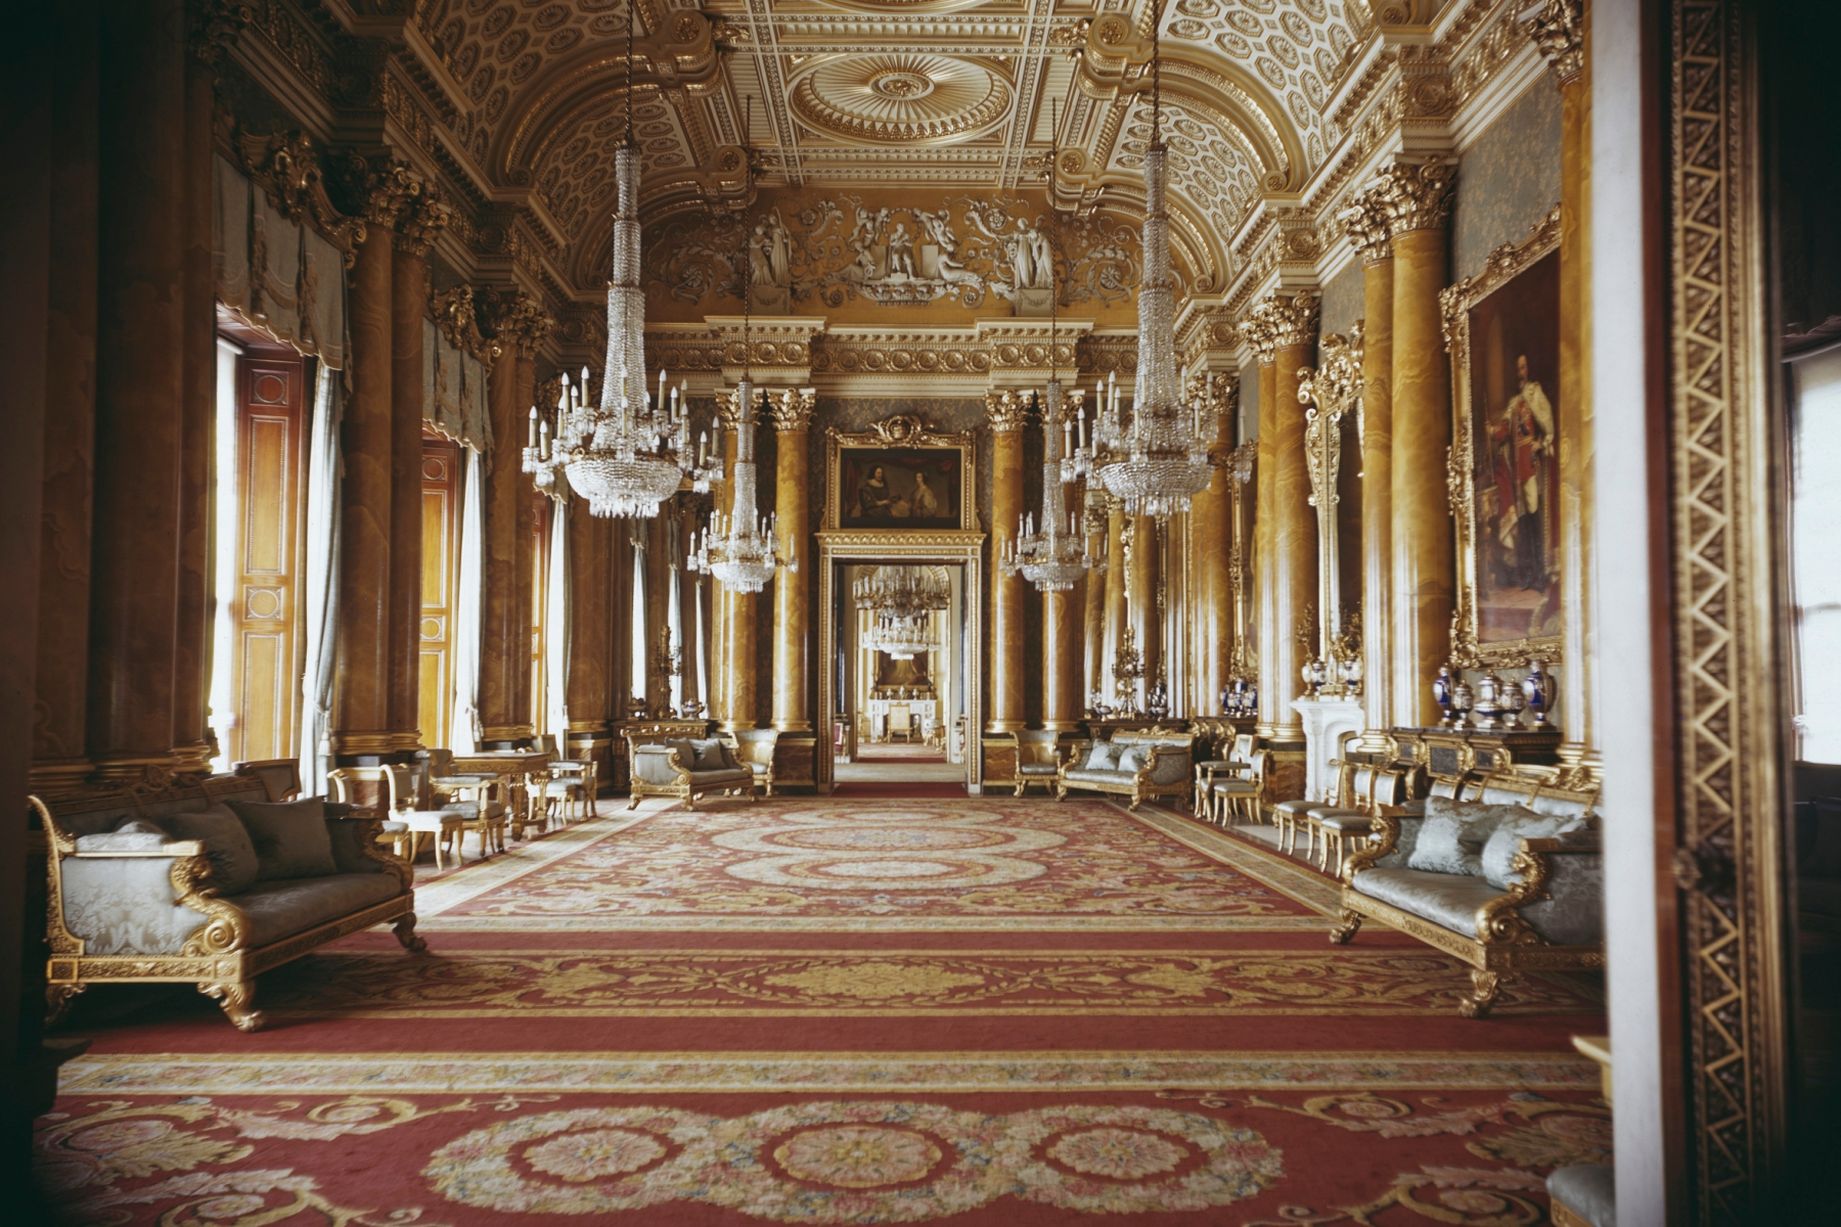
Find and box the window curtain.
[545,500,571,748]
[451,448,486,753]
[629,520,648,702]
[298,362,343,793]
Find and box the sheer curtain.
[298,363,343,793]
[451,448,486,753]
[629,520,648,705]
[545,501,571,749]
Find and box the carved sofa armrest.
[1138,745,1193,788]
[1477,835,1605,946]
[1341,812,1428,884]
[55,841,221,957]
[632,745,692,786]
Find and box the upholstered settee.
[627,734,756,810]
[35,771,423,1032]
[1056,728,1193,810]
[1330,768,1604,1017]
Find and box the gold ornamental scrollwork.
[1519,0,1585,86]
[1372,157,1458,238]
[477,286,555,358]
[1240,290,1320,362]
[235,131,365,262]
[1438,206,1563,669]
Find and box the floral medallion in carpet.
[37,794,1609,1224]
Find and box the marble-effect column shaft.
[1266,340,1315,740]
[1360,254,1396,733]
[1389,228,1455,727]
[331,227,396,757]
[478,340,522,743]
[771,394,813,730]
[388,243,427,748]
[988,401,1025,731]
[1556,37,1595,755]
[87,0,186,774]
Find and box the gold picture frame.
[825,413,977,531]
[1440,206,1564,668]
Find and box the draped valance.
[423,316,493,453]
[213,154,349,371]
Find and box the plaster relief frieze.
[641,192,1152,321]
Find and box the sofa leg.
[627,794,642,810]
[201,978,265,1032]
[1459,969,1502,1019]
[45,982,85,1027]
[392,911,429,955]
[1328,908,1364,945]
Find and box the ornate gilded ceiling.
[231,0,1528,337]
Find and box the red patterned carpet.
[36,794,1607,1224]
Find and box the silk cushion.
[1116,748,1147,773]
[1480,812,1592,889]
[1082,742,1120,771]
[1406,795,1537,877]
[165,803,262,894]
[228,797,338,881]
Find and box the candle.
[1077,410,1088,450]
[527,405,538,449]
[658,369,667,407]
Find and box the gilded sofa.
[1056,727,1193,810]
[627,734,756,810]
[1330,767,1604,1017]
[36,769,422,1032]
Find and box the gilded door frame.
[1665,0,1793,1216]
[815,530,986,794]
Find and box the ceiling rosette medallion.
[790,54,1013,146]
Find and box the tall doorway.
[816,532,985,794]
[834,563,965,788]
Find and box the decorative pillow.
[1479,812,1591,890]
[1083,742,1119,771]
[1116,748,1147,774]
[1406,795,1538,877]
[227,797,337,881]
[165,804,261,894]
[689,738,726,770]
[662,740,699,766]
[74,818,173,854]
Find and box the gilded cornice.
[768,388,818,434]
[985,389,1029,433]
[476,286,554,358]
[1372,156,1458,237]
[1517,0,1584,86]
[1241,290,1321,361]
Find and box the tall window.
[208,329,309,770]
[1791,346,1841,762]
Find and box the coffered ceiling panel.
[403,0,1389,295]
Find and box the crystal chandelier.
[1060,5,1210,520]
[1000,108,1104,594]
[522,2,717,517]
[856,567,949,661]
[687,137,795,594]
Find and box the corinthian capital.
[986,388,1029,433]
[1372,157,1457,238]
[477,287,554,357]
[1241,290,1320,362]
[339,154,427,229]
[1518,0,1584,86]
[395,188,453,258]
[769,388,816,433]
[1339,187,1394,264]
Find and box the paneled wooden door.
[419,437,464,749]
[225,349,307,765]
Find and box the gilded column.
[720,393,760,732]
[1524,0,1594,759]
[87,0,186,778]
[1081,492,1108,705]
[1378,160,1457,728]
[513,345,540,735]
[1190,375,1235,712]
[1130,513,1161,695]
[331,169,412,762]
[1242,291,1320,742]
[1343,191,1396,734]
[770,389,815,731]
[1102,503,1127,700]
[1042,457,1081,730]
[987,390,1027,731]
[389,181,448,751]
[477,289,551,746]
[1227,443,1256,678]
[34,1,100,788]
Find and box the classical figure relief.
[642,193,1151,312]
